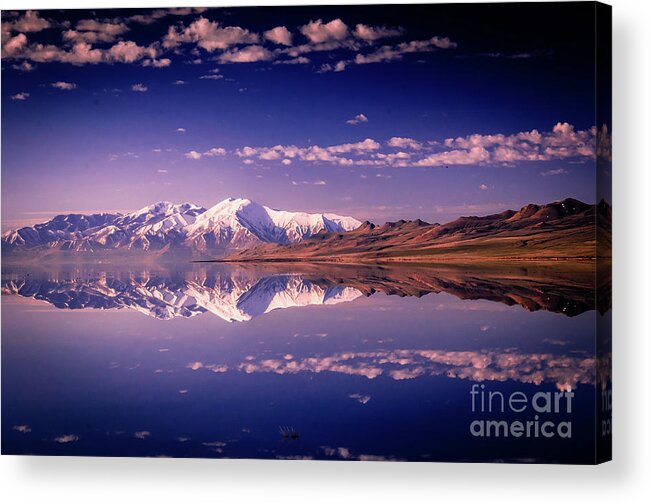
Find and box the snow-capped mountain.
[2,271,363,322]
[184,197,361,253]
[2,197,361,259]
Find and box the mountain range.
[226,198,611,263]
[2,197,610,263]
[1,198,361,260]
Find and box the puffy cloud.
[233,124,595,169]
[217,45,273,63]
[319,60,348,73]
[62,30,107,45]
[204,147,227,157]
[346,113,368,125]
[176,127,186,133]
[131,83,148,92]
[142,58,171,67]
[6,10,51,33]
[354,24,403,41]
[10,92,29,100]
[20,41,103,65]
[263,26,293,46]
[2,33,28,57]
[441,123,595,165]
[185,150,202,160]
[107,40,156,63]
[50,81,77,90]
[479,183,489,190]
[414,147,490,167]
[163,17,259,52]
[53,434,79,443]
[13,424,32,433]
[300,19,349,43]
[236,138,380,167]
[387,136,422,150]
[327,138,381,153]
[62,19,129,44]
[172,79,187,85]
[133,431,150,439]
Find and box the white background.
[1,0,649,502]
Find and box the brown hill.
[222,198,610,263]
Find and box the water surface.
[2,263,601,462]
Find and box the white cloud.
[176,127,186,133]
[2,33,28,57]
[199,74,223,80]
[414,147,490,167]
[281,159,292,165]
[346,113,368,125]
[232,123,595,169]
[354,24,403,42]
[6,10,51,33]
[50,81,77,90]
[131,83,148,92]
[142,58,171,67]
[387,137,422,150]
[13,424,32,433]
[133,431,150,439]
[204,147,227,157]
[10,92,30,100]
[479,183,489,190]
[163,17,259,52]
[217,45,273,63]
[264,26,293,46]
[300,19,349,43]
[172,79,187,85]
[314,180,327,185]
[107,40,156,64]
[53,434,79,443]
[185,150,202,160]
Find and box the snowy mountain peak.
[2,197,361,258]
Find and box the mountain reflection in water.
[1,262,601,321]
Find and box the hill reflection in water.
[2,262,603,321]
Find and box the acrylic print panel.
[1,3,611,463]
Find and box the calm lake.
[1,262,605,463]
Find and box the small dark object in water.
[279,425,299,440]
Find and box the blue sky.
[1,4,606,230]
